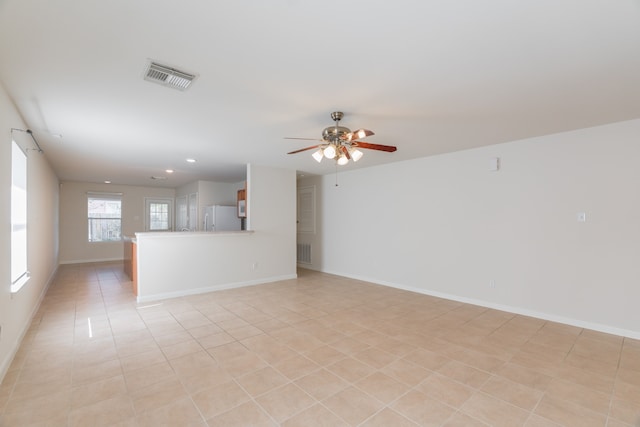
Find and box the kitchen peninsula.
[131,229,295,302]
[125,165,297,302]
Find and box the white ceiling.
[1,1,639,187]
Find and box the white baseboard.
[59,257,123,265]
[0,265,59,384]
[322,269,640,340]
[60,258,124,265]
[136,274,298,304]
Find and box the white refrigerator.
[202,205,241,231]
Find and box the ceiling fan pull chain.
[335,163,339,187]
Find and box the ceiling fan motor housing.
[322,126,352,143]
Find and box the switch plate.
[577,212,586,222]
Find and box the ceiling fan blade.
[353,141,397,152]
[284,137,321,141]
[341,145,351,160]
[349,128,375,141]
[287,145,320,154]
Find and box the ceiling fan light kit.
[286,111,397,166]
[351,148,364,161]
[323,144,337,160]
[312,149,324,162]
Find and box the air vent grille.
[144,62,196,91]
[297,243,311,264]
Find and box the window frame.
[87,192,123,243]
[144,197,174,231]
[11,139,29,293]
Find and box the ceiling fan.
[286,112,397,165]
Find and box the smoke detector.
[143,61,197,91]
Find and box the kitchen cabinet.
[123,237,138,296]
[237,187,246,218]
[131,241,138,296]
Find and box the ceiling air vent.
[144,61,196,91]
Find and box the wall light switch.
[577,212,586,222]
[489,157,500,171]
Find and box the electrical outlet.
[489,280,496,288]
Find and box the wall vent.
[144,61,197,91]
[297,243,311,264]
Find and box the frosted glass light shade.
[351,129,374,140]
[323,145,336,159]
[312,149,324,162]
[351,149,364,162]
[337,155,349,165]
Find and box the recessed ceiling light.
[186,158,196,163]
[104,180,111,184]
[166,169,174,174]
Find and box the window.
[11,139,28,292]
[88,193,122,242]
[145,198,173,231]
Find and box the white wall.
[136,164,296,301]
[59,181,175,263]
[0,82,59,382]
[311,119,640,338]
[175,181,199,199]
[246,164,297,272]
[198,180,245,207]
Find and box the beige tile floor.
[0,262,639,426]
